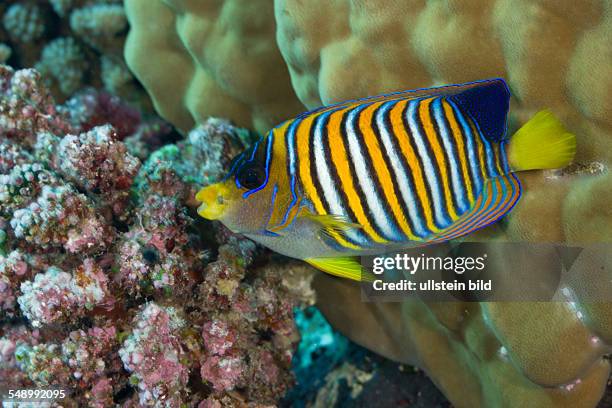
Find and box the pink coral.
[60,88,142,138]
[0,65,313,406]
[0,163,61,215]
[0,66,72,145]
[124,118,174,160]
[62,325,120,384]
[119,302,192,407]
[1,323,121,407]
[0,325,40,389]
[200,355,245,392]
[15,342,71,386]
[116,193,205,298]
[0,250,32,316]
[195,239,303,403]
[10,184,113,253]
[54,124,140,218]
[0,139,31,172]
[17,259,114,327]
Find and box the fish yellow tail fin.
[507,110,576,171]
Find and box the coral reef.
[2,3,46,44]
[36,36,88,96]
[0,65,315,406]
[124,0,304,134]
[0,0,148,107]
[125,1,612,406]
[18,260,114,327]
[314,275,611,408]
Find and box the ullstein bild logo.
[360,242,610,302]
[369,253,490,293]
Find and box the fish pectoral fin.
[261,229,282,237]
[305,257,374,282]
[265,222,289,236]
[302,213,363,241]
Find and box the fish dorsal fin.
[305,256,375,282]
[430,173,522,243]
[448,79,510,141]
[294,78,510,127]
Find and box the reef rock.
[0,65,315,406]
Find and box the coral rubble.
[0,65,314,406]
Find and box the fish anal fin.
[305,257,374,282]
[430,173,522,243]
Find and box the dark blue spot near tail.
[449,78,510,141]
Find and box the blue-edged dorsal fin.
[429,172,522,243]
[293,79,510,128]
[448,78,510,142]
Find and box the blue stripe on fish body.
[265,183,279,228]
[375,100,429,238]
[405,99,453,229]
[279,119,301,226]
[314,109,369,247]
[431,98,469,214]
[345,103,405,242]
[480,129,498,177]
[499,140,511,173]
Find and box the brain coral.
[125,0,611,406]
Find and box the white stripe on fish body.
[431,98,469,213]
[406,100,451,229]
[313,111,367,246]
[286,119,299,185]
[345,105,402,241]
[375,101,429,238]
[282,119,301,223]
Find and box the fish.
[195,79,576,281]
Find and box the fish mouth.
[195,183,228,220]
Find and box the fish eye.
[236,163,265,190]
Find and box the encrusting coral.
[0,0,148,108]
[125,0,612,406]
[0,65,315,406]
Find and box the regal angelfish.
[195,79,576,281]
